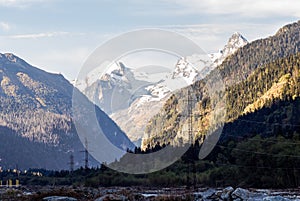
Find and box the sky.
[0,0,299,81]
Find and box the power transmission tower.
[185,88,198,190]
[68,153,74,184]
[80,137,89,170]
[187,89,194,146]
[69,153,74,172]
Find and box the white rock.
[263,196,293,201]
[43,196,77,201]
[198,188,217,199]
[232,188,251,200]
[94,194,127,201]
[221,186,234,200]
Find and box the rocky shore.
[0,186,299,200]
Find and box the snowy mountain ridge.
[171,32,248,86]
[77,33,248,145]
[212,32,248,66]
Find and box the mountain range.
[80,32,248,146]
[0,53,134,170]
[0,20,299,170]
[143,20,300,149]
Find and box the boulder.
[95,194,127,201]
[221,186,234,200]
[198,188,217,199]
[263,196,293,201]
[232,188,251,200]
[42,196,77,201]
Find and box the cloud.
[7,32,77,39]
[0,0,50,8]
[0,31,112,80]
[35,47,91,79]
[0,22,10,31]
[167,0,300,18]
[159,22,284,52]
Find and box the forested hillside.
[143,21,300,147]
[0,53,134,170]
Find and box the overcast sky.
[0,0,299,80]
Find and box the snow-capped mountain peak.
[211,32,248,67]
[222,32,248,55]
[172,32,248,84]
[109,62,127,76]
[221,32,247,56]
[171,57,199,85]
[79,32,249,145]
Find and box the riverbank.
[1,186,299,200]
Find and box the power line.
[217,143,300,158]
[214,162,300,170]
[203,140,300,158]
[225,133,300,145]
[235,118,300,127]
[80,137,89,169]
